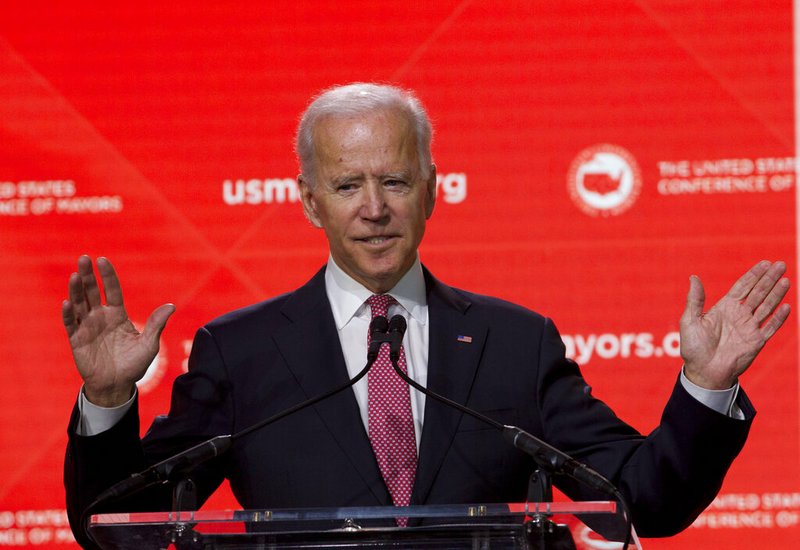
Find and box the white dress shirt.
[325,255,428,449]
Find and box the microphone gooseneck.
[384,314,625,495]
[384,314,632,548]
[83,315,391,543]
[233,316,384,441]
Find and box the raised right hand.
[61,255,175,407]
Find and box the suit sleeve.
[535,318,753,537]
[64,396,146,549]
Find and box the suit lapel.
[273,268,390,505]
[411,269,488,504]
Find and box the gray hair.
[295,83,433,187]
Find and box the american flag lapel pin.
[456,335,473,344]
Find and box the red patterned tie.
[367,294,417,523]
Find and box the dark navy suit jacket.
[65,266,754,545]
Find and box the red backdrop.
[0,1,797,548]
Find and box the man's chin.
[354,265,406,293]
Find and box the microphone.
[85,316,391,533]
[368,315,390,361]
[388,314,406,362]
[384,314,616,496]
[90,435,233,506]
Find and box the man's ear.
[425,164,437,219]
[298,175,323,228]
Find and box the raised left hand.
[681,260,791,390]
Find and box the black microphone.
[90,434,233,506]
[368,315,390,361]
[384,314,616,496]
[85,316,391,533]
[388,314,406,362]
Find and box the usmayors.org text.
[561,331,681,365]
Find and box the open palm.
[61,256,174,407]
[681,261,790,390]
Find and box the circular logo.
[567,144,642,217]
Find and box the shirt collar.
[325,255,428,330]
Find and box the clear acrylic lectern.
[88,501,641,549]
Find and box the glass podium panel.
[88,501,639,549]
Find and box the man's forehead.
[313,110,416,159]
[314,107,412,139]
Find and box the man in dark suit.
[64,83,791,546]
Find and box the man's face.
[299,107,435,294]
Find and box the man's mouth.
[359,236,395,244]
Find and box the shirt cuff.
[76,386,137,436]
[680,368,744,420]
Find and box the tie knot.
[367,294,396,318]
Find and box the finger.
[681,275,705,324]
[68,271,89,320]
[61,299,78,337]
[725,260,771,301]
[96,257,125,308]
[761,303,791,341]
[744,261,787,312]
[141,303,176,347]
[753,277,790,324]
[77,255,102,309]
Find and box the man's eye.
[337,183,356,192]
[385,179,406,187]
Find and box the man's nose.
[360,183,387,220]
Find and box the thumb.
[681,275,705,325]
[142,303,176,345]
